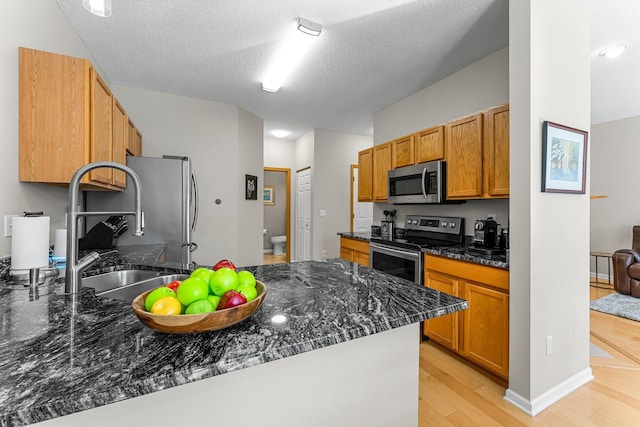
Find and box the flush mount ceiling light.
[599,45,626,59]
[82,0,112,17]
[262,18,323,93]
[297,18,322,37]
[271,129,290,138]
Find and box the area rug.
[590,293,640,322]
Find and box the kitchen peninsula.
[0,250,467,427]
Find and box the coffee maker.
[470,217,505,255]
[380,210,396,240]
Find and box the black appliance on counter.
[370,215,464,285]
[469,217,505,255]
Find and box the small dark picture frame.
[245,174,258,200]
[541,121,588,194]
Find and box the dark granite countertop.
[0,247,467,426]
[337,231,373,241]
[338,232,509,270]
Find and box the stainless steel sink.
[82,269,164,294]
[96,273,190,302]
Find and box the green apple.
[236,270,256,288]
[185,299,215,314]
[144,287,177,312]
[209,267,239,296]
[176,277,209,306]
[191,268,215,286]
[236,283,258,302]
[206,295,221,311]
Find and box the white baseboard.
[263,249,274,254]
[504,367,594,416]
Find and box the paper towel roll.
[53,228,67,257]
[11,216,50,270]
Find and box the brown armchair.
[612,226,640,298]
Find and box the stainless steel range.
[369,215,465,285]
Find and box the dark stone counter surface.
[337,231,373,242]
[0,247,467,427]
[339,232,509,270]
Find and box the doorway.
[351,164,373,232]
[296,167,311,261]
[263,167,291,264]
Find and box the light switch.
[319,209,327,217]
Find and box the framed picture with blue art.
[541,121,588,194]
[263,186,275,205]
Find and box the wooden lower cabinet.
[339,237,370,267]
[423,254,509,380]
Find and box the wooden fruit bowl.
[131,281,267,334]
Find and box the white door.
[296,168,311,261]
[352,167,373,232]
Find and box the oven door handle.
[370,243,421,261]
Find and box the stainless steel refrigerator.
[85,155,198,266]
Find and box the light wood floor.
[418,285,640,426]
[263,253,287,265]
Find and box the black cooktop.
[370,215,465,251]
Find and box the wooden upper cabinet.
[89,70,114,186]
[391,134,415,169]
[127,118,143,156]
[415,125,445,163]
[112,99,127,187]
[445,113,484,199]
[484,104,509,197]
[373,142,392,201]
[134,128,142,156]
[18,47,139,190]
[357,148,373,202]
[19,47,90,185]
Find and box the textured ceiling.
[54,0,639,140]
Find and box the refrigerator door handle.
[191,170,199,232]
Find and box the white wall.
[507,0,592,415]
[264,138,295,168]
[112,85,263,267]
[373,48,510,236]
[236,108,264,266]
[590,115,640,254]
[0,0,107,257]
[312,129,372,259]
[374,48,509,145]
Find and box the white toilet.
[270,235,286,255]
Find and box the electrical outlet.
[4,215,18,237]
[321,250,327,258]
[546,336,553,355]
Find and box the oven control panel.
[405,215,464,235]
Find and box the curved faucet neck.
[65,161,144,294]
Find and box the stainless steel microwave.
[387,161,449,204]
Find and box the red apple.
[218,290,247,310]
[213,259,237,271]
[166,280,181,292]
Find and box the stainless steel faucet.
[65,161,144,294]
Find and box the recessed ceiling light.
[271,129,290,138]
[82,0,112,17]
[599,46,626,59]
